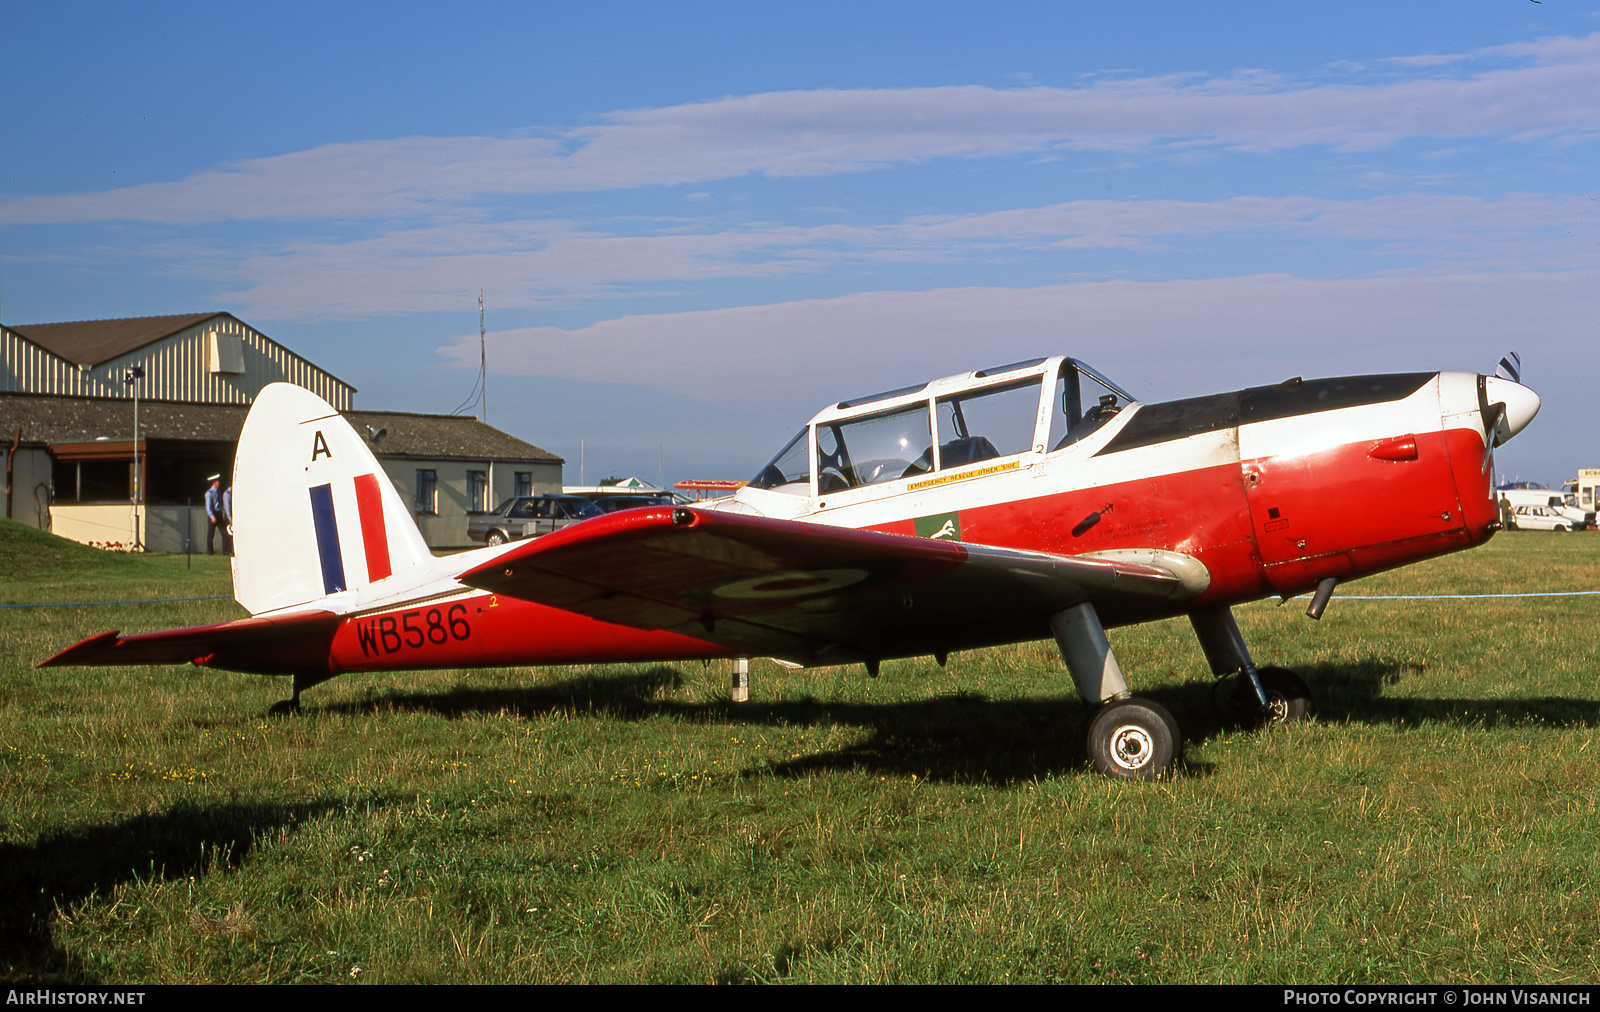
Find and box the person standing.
[222,481,234,556]
[205,475,231,556]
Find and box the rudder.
[232,383,432,615]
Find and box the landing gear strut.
[1191,607,1314,726]
[1052,603,1182,779]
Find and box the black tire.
[1232,666,1313,725]
[486,530,508,546]
[1554,525,1568,533]
[1153,702,1182,750]
[1087,697,1180,780]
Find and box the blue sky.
[3,2,1597,487]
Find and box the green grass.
[2,519,1598,983]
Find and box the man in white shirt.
[204,475,231,556]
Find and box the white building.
[2,313,561,550]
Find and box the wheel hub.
[1109,723,1154,771]
[1264,692,1290,724]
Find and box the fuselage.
[280,359,1534,678]
[717,362,1516,604]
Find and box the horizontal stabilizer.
[38,610,341,675]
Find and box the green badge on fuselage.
[914,512,962,541]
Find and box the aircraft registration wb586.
[42,355,1540,779]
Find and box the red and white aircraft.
[42,356,1540,778]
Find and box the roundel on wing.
[706,567,871,601]
[679,560,903,605]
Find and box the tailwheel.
[267,670,324,717]
[1231,666,1313,726]
[1087,697,1180,780]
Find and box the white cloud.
[4,33,1598,225]
[213,218,883,318]
[913,192,1595,247]
[210,193,1599,319]
[439,270,1600,414]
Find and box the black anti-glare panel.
[1094,372,1436,457]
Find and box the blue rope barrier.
[1298,591,1600,601]
[0,596,234,610]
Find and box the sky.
[2,1,1597,488]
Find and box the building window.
[467,470,488,512]
[515,471,532,497]
[415,469,437,514]
[207,330,245,374]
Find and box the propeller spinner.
[1480,352,1540,471]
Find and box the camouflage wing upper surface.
[457,507,1208,666]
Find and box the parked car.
[1497,485,1594,530]
[590,494,676,513]
[467,494,603,545]
[1509,504,1575,532]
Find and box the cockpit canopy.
[749,357,1134,496]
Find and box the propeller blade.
[1481,401,1506,473]
[1496,351,1521,384]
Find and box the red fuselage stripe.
[327,593,729,673]
[324,426,1493,672]
[868,426,1492,604]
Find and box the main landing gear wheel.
[1087,697,1180,780]
[1230,666,1313,726]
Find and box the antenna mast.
[479,289,487,423]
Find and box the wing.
[38,609,341,675]
[458,507,1209,666]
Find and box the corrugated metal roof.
[6,313,230,367]
[0,393,562,463]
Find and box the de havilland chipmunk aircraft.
[42,355,1540,779]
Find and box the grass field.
[2,518,1598,984]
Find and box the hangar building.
[1,312,561,550]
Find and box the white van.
[1498,484,1593,530]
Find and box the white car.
[1510,504,1576,532]
[1497,486,1593,530]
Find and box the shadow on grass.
[0,798,350,984]
[320,656,1600,786]
[321,667,1225,785]
[749,687,1226,784]
[1191,657,1600,736]
[1303,657,1600,729]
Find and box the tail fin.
[232,383,432,615]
